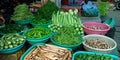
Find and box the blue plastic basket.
[72,51,119,60]
[20,43,72,60]
[0,40,26,54]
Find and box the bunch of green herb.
[11,4,34,21]
[97,2,108,16]
[0,24,24,34]
[36,0,60,20]
[31,19,51,24]
[53,27,82,46]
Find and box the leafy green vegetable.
[0,24,24,34]
[97,2,108,16]
[31,19,51,24]
[53,27,82,46]
[25,27,51,38]
[0,33,26,49]
[36,0,60,20]
[11,4,34,21]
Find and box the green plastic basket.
[0,40,26,54]
[23,28,52,45]
[72,51,119,60]
[26,34,51,45]
[103,18,115,28]
[50,33,83,50]
[14,19,31,25]
[20,43,72,60]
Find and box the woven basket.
[83,34,117,54]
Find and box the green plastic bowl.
[14,19,31,25]
[20,43,72,60]
[72,51,119,60]
[23,28,52,45]
[103,18,115,28]
[50,33,83,49]
[0,40,26,54]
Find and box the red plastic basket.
[82,22,110,35]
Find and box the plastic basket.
[82,22,110,35]
[83,34,117,54]
[72,51,119,60]
[23,28,52,45]
[26,34,51,45]
[0,40,26,54]
[20,43,72,60]
[50,33,83,49]
[103,18,115,28]
[14,19,31,25]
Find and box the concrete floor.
[102,10,120,50]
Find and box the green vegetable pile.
[49,9,84,35]
[0,24,24,34]
[97,2,108,16]
[31,19,51,24]
[11,4,34,21]
[0,33,26,49]
[75,53,114,60]
[53,27,82,46]
[51,9,81,26]
[36,0,60,20]
[25,27,51,38]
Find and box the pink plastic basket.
[82,22,110,35]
